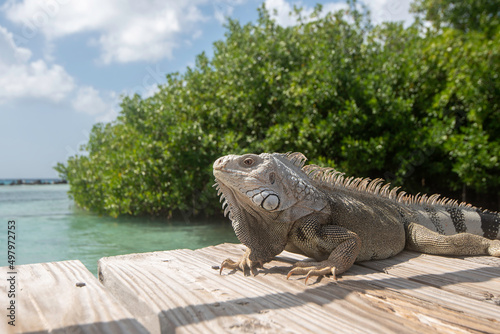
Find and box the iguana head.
[213,152,328,261]
[213,152,327,216]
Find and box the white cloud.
[73,86,110,115]
[72,86,119,123]
[0,26,31,64]
[214,4,233,24]
[363,0,414,26]
[142,84,160,99]
[265,0,299,27]
[322,2,350,16]
[265,0,414,27]
[3,0,210,64]
[0,25,74,103]
[0,24,118,122]
[213,0,246,24]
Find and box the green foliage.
[411,0,500,37]
[57,0,500,217]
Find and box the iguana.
[213,152,500,283]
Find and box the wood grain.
[99,243,500,334]
[359,251,500,305]
[0,260,148,334]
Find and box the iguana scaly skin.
[213,152,500,283]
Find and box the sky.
[0,0,414,179]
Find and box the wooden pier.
[2,243,500,333]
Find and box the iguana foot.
[488,240,500,256]
[219,249,263,276]
[286,260,340,284]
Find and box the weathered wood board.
[98,243,500,334]
[0,260,148,334]
[359,251,500,305]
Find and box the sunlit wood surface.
[2,243,500,333]
[0,260,148,334]
[97,243,500,334]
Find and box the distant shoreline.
[0,179,68,186]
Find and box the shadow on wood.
[98,243,500,334]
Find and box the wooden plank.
[0,260,148,334]
[359,251,500,305]
[339,266,500,333]
[460,255,500,267]
[190,245,424,333]
[98,243,500,334]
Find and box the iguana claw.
[287,261,338,284]
[219,258,237,275]
[219,256,263,276]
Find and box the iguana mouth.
[213,168,270,186]
[213,168,248,177]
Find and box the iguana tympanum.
[213,152,500,283]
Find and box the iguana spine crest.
[283,152,482,211]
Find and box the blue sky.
[0,0,413,178]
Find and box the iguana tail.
[412,205,499,240]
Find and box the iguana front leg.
[220,248,265,276]
[287,219,361,284]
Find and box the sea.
[0,181,237,275]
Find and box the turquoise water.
[0,184,238,275]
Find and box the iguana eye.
[243,158,254,166]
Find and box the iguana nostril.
[214,157,226,169]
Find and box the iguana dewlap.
[213,152,500,283]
